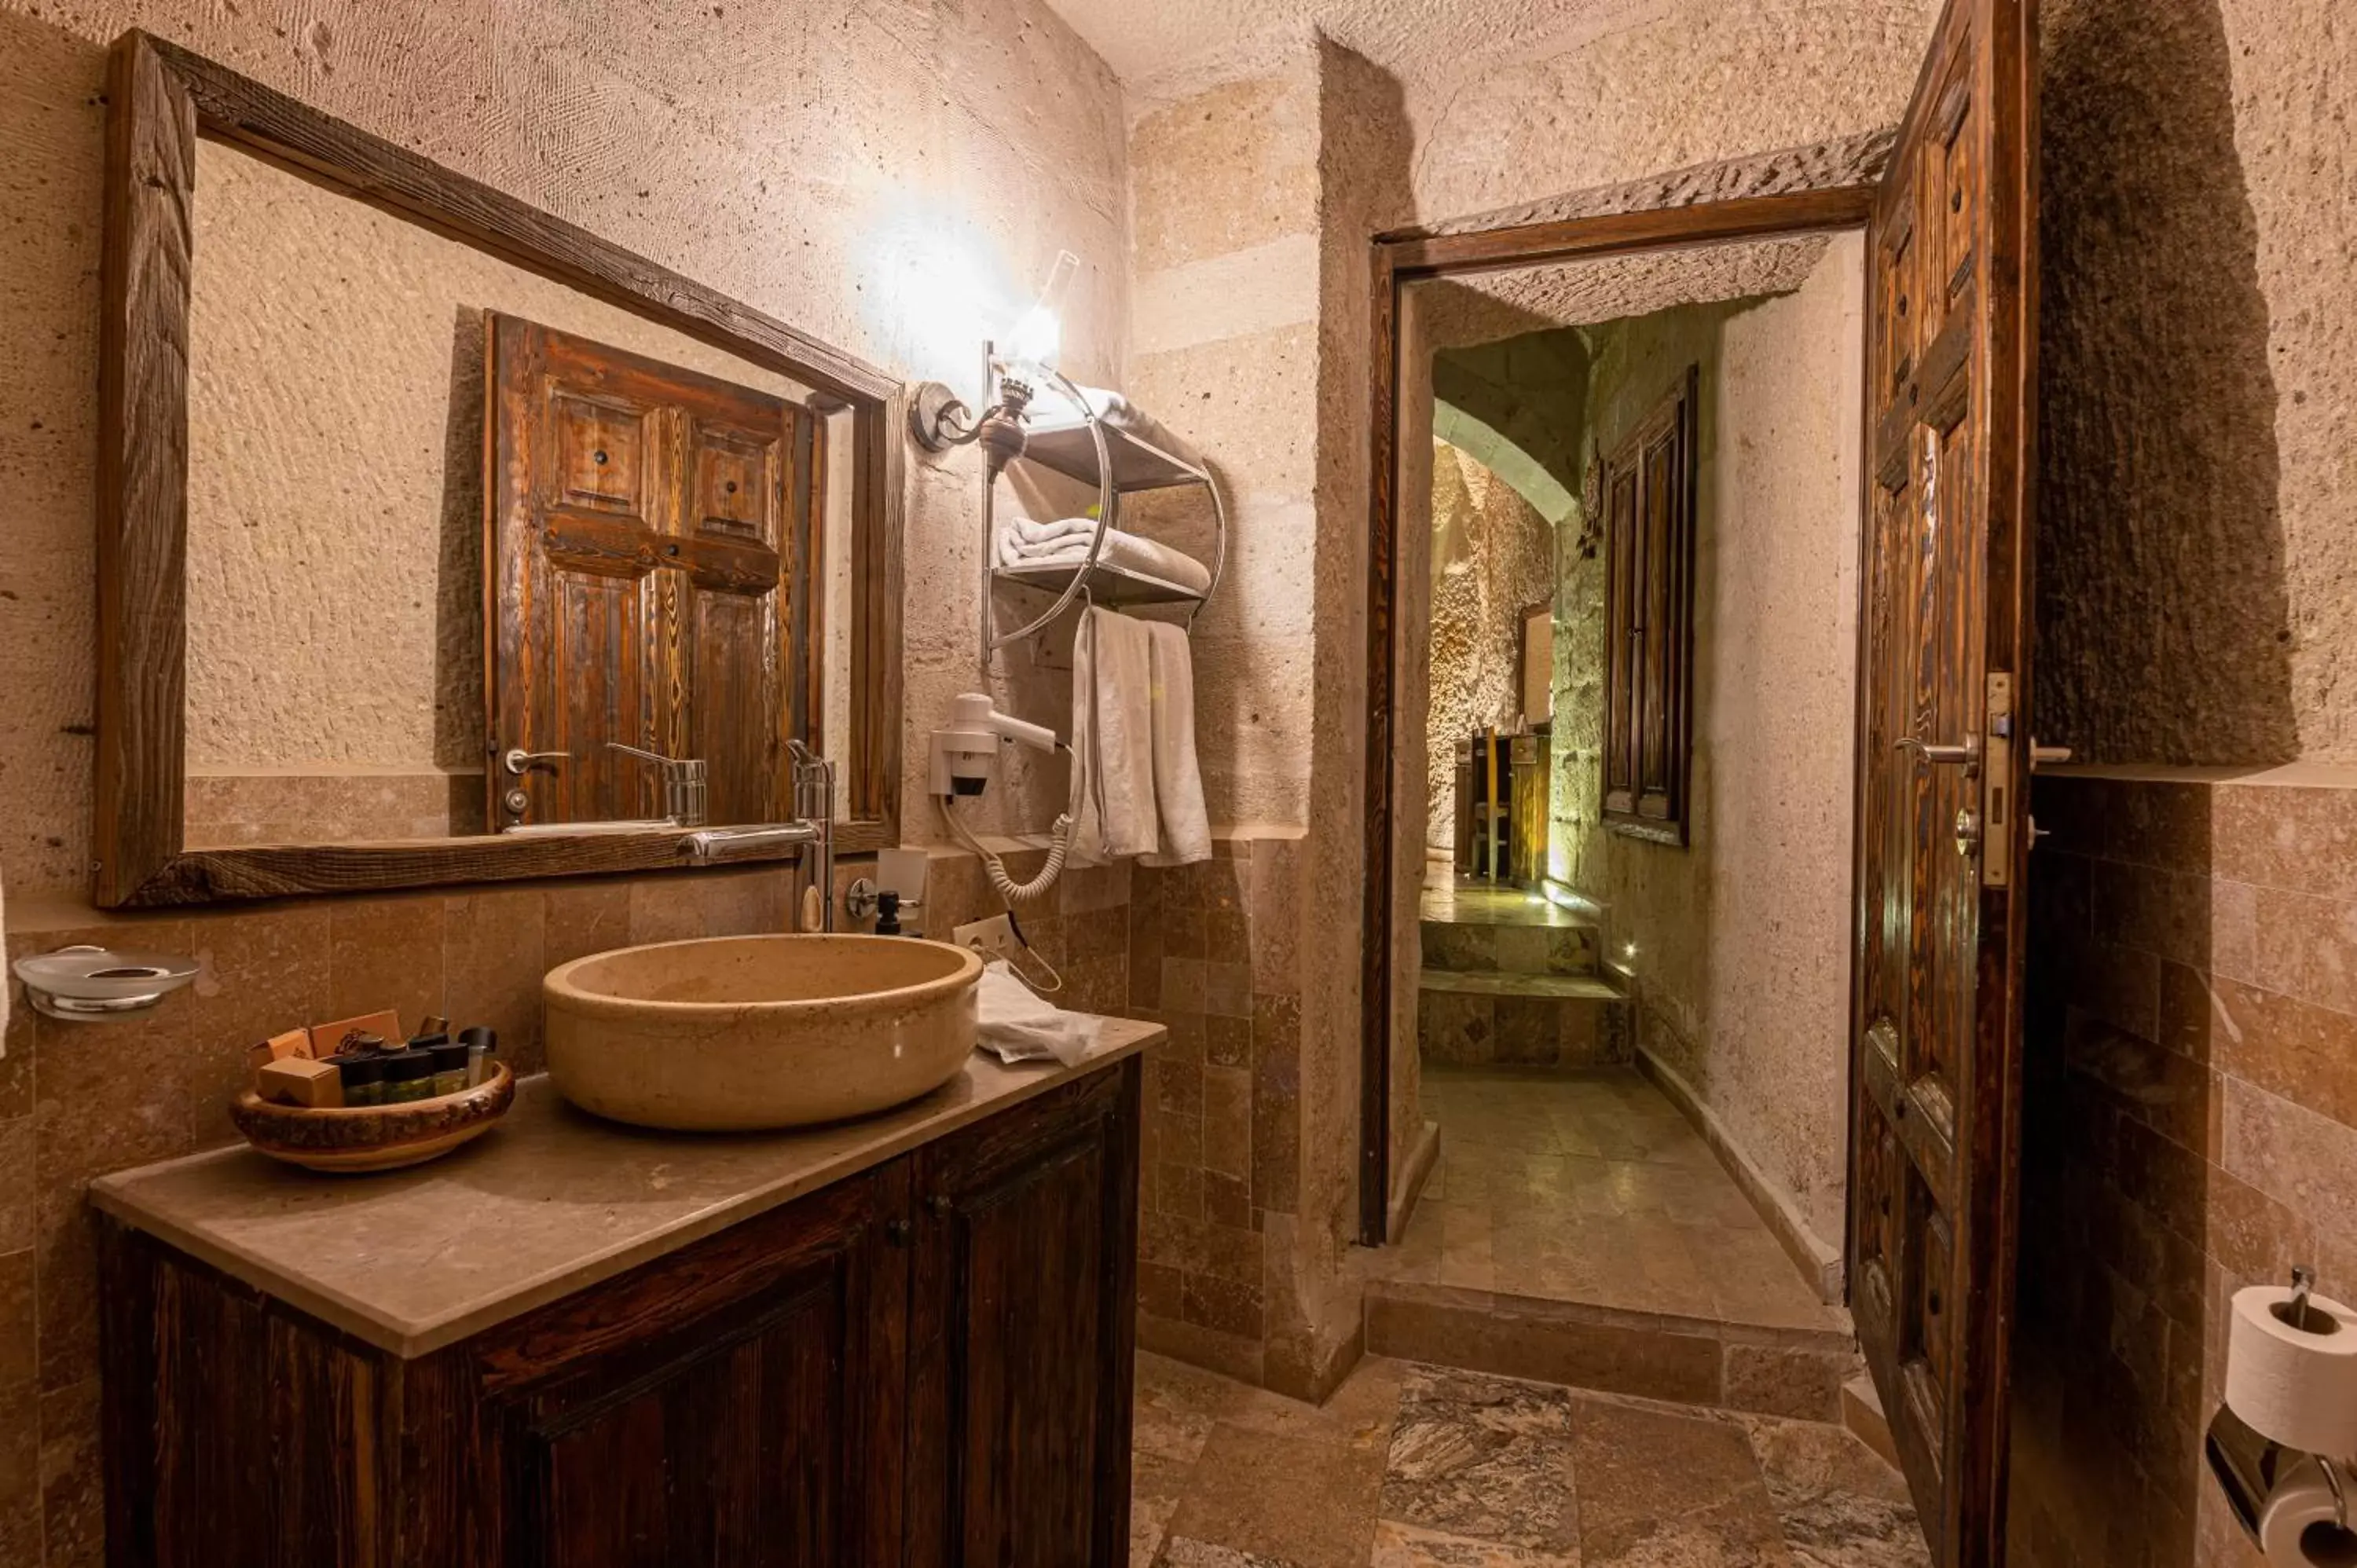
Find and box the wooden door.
[1849,0,2039,1563]
[481,1166,909,1568]
[487,314,816,829]
[904,1063,1141,1568]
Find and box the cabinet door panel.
[480,1163,907,1568]
[907,1064,1142,1568]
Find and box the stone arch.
[1431,399,1576,526]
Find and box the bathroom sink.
[544,935,984,1130]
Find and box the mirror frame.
[94,31,905,907]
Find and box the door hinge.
[1981,672,2014,888]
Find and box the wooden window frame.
[94,31,904,907]
[1600,367,1699,846]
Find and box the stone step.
[1417,969,1629,1068]
[1365,1280,1862,1423]
[1842,1374,1901,1471]
[1420,917,1600,977]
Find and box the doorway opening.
[1369,230,1871,1368]
[1358,5,2041,1552]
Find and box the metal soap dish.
[13,944,199,1022]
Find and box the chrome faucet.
[608,743,709,827]
[680,741,837,932]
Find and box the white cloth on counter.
[1070,607,1212,868]
[1071,607,1160,860]
[975,959,1099,1067]
[995,515,1213,596]
[1142,620,1211,866]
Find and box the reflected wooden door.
[486,314,816,829]
[1849,0,2040,1563]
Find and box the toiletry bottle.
[335,1055,387,1108]
[382,1052,437,1104]
[460,1025,498,1087]
[428,1039,471,1097]
[876,891,902,936]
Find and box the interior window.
[1601,365,1698,843]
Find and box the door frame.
[1355,141,1887,1245]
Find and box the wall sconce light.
[907,250,1080,474]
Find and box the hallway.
[1131,1351,1930,1566]
[1387,1065,1838,1331]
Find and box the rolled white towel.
[1004,515,1101,548]
[996,518,1212,595]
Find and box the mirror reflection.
[181,137,852,849]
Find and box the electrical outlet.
[951,914,1018,962]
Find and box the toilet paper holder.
[2209,1266,2353,1550]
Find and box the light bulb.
[1006,303,1061,369]
[1003,249,1079,376]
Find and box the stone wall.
[1423,444,1555,857]
[1123,35,1413,1400]
[2036,0,2357,768]
[0,2,1129,1562]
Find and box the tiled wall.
[1127,835,1307,1390]
[2009,771,2357,1567]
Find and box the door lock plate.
[1981,672,2014,888]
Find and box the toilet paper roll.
[2228,1284,2357,1458]
[2259,1457,2357,1566]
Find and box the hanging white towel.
[1072,608,1160,860]
[1141,621,1211,867]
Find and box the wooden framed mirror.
[94,31,904,907]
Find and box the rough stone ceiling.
[1419,234,1835,349]
[1043,0,1614,104]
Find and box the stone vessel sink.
[544,935,984,1130]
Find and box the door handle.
[503,747,569,775]
[1895,734,1981,770]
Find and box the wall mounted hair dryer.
[929,692,1061,797]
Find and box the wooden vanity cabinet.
[97,1061,1141,1568]
[904,1063,1139,1568]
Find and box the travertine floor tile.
[1134,1358,1927,1568]
[1394,1067,1837,1332]
[1570,1396,1793,1566]
[1372,1519,1580,1566]
[1166,1421,1384,1568]
[1382,1368,1580,1551]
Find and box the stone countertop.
[90,1017,1164,1359]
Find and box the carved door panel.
[487,314,815,830]
[1849,0,2039,1563]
